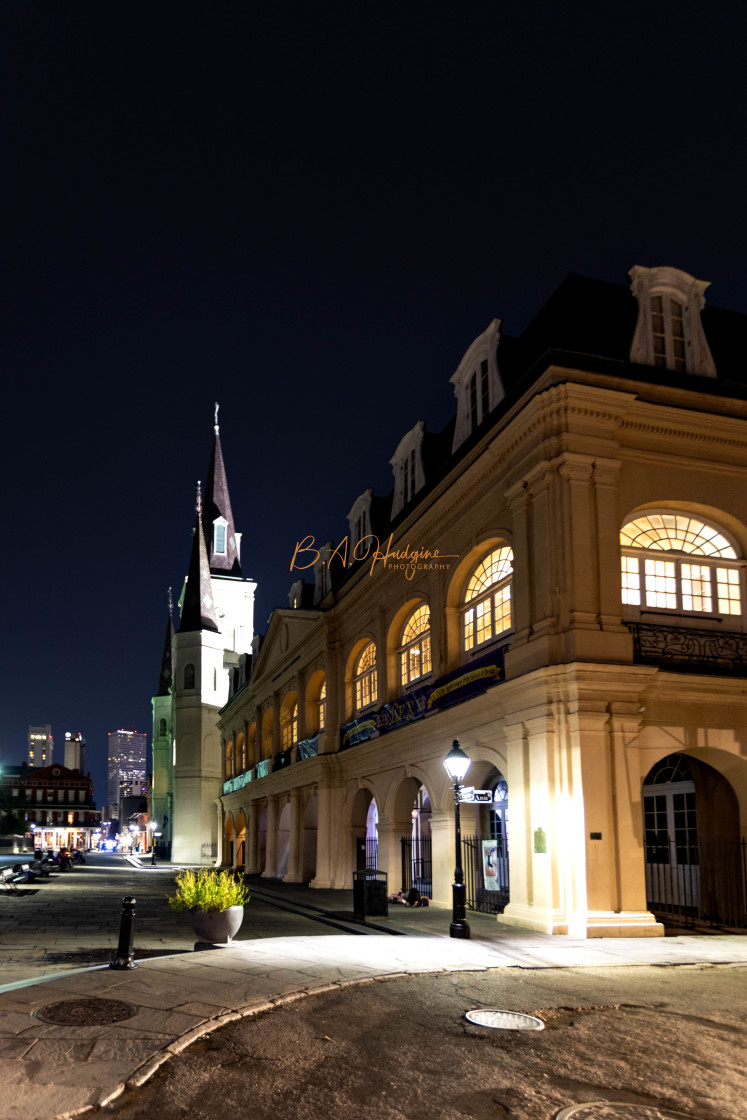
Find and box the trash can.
[352,869,388,918]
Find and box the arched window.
[281,700,298,750]
[158,718,167,738]
[620,513,742,619]
[354,642,378,711]
[318,679,327,732]
[462,546,513,652]
[183,663,196,689]
[400,604,432,687]
[225,741,234,780]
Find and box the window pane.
[644,558,677,608]
[717,567,742,615]
[621,555,640,604]
[475,598,492,644]
[493,584,511,634]
[681,563,712,613]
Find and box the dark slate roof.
[156,615,174,695]
[178,518,220,634]
[202,426,242,576]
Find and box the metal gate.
[400,835,432,895]
[355,837,378,870]
[463,835,509,914]
[646,837,747,930]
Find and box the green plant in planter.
[167,868,250,913]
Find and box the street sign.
[459,788,493,803]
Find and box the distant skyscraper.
[28,724,53,767]
[107,729,147,812]
[64,731,86,772]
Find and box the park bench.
[1,868,20,893]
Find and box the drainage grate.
[555,1105,701,1119]
[465,1009,544,1030]
[35,998,138,1025]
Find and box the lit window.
[400,605,432,687]
[281,701,298,750]
[462,547,513,652]
[354,642,378,711]
[318,679,327,732]
[620,513,743,618]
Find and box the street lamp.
[443,739,471,940]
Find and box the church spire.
[179,485,220,634]
[156,595,175,696]
[202,402,242,576]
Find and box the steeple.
[202,403,242,576]
[179,488,220,634]
[156,592,175,695]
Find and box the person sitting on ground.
[405,887,422,907]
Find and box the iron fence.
[355,837,378,870]
[463,835,509,914]
[400,835,432,895]
[646,837,746,930]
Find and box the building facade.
[215,265,747,938]
[63,731,86,773]
[1,764,100,850]
[107,729,147,815]
[27,725,53,768]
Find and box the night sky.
[2,3,746,806]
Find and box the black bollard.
[110,895,137,969]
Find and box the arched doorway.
[349,787,378,870]
[235,812,246,869]
[643,753,745,929]
[224,816,235,868]
[459,764,509,915]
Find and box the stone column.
[310,780,333,888]
[262,795,278,878]
[284,787,304,882]
[245,800,259,874]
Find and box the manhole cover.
[465,1009,545,1030]
[556,1105,699,1119]
[35,998,138,1025]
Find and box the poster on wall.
[481,840,500,891]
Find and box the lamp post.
[443,739,471,940]
[148,820,157,865]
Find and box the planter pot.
[189,905,244,947]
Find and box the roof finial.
[167,587,173,618]
[214,401,219,433]
[195,480,202,516]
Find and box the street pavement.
[0,852,745,1120]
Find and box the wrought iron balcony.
[625,622,747,677]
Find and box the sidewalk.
[1,880,745,1120]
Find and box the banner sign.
[340,716,380,750]
[375,687,429,733]
[298,735,319,761]
[426,646,505,714]
[481,840,501,891]
[222,771,252,796]
[255,759,271,779]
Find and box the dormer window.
[213,518,228,555]
[390,422,425,519]
[347,491,374,555]
[629,266,716,377]
[451,319,504,452]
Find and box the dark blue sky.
[2,2,746,805]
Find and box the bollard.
[109,895,137,969]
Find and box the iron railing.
[356,837,378,870]
[646,838,747,930]
[400,835,432,895]
[626,622,747,677]
[462,835,509,914]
